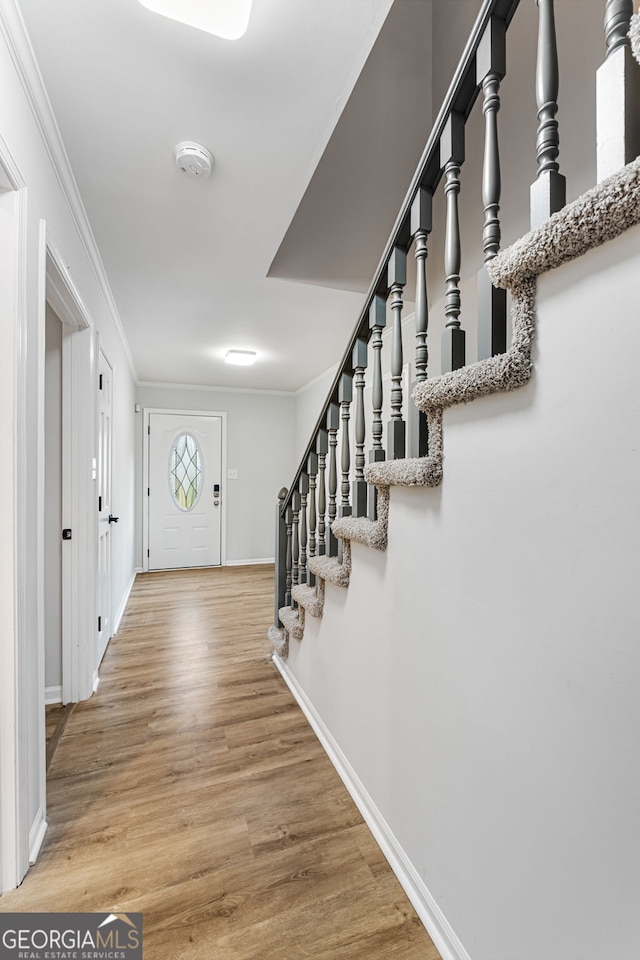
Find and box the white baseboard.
[28,809,47,865]
[272,655,472,960]
[92,672,100,694]
[114,568,139,634]
[225,558,274,567]
[44,685,62,705]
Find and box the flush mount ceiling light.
[137,0,253,39]
[225,349,257,366]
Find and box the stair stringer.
[270,155,640,656]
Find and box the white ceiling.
[17,0,440,391]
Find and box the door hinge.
[147,425,150,435]
[98,615,102,632]
[147,487,150,497]
[99,373,103,390]
[147,548,150,558]
[98,495,102,512]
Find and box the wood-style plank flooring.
[0,565,440,960]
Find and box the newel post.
[274,487,288,627]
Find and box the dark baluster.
[316,429,328,556]
[530,0,565,228]
[338,374,352,564]
[291,489,300,597]
[352,339,368,516]
[274,487,288,626]
[338,373,353,518]
[327,403,340,557]
[441,113,466,373]
[284,503,293,607]
[605,0,633,55]
[597,1,640,181]
[368,295,386,520]
[477,18,508,360]
[299,473,308,585]
[410,188,431,457]
[387,247,407,460]
[307,452,317,586]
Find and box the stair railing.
[273,0,639,629]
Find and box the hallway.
[0,565,439,959]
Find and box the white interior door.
[148,413,222,570]
[97,351,113,663]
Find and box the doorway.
[97,350,114,664]
[146,412,224,570]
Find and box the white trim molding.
[28,811,47,866]
[114,568,138,634]
[0,141,29,893]
[273,655,473,960]
[225,557,275,567]
[44,686,63,706]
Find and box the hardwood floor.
[0,565,440,960]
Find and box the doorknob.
[108,515,119,523]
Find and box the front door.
[148,413,222,570]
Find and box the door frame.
[96,346,114,669]
[42,228,96,705]
[0,140,29,892]
[142,408,227,572]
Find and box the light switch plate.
[227,468,238,479]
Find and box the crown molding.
[0,0,137,378]
[136,379,295,398]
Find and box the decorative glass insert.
[169,433,202,511]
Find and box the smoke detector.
[175,141,214,180]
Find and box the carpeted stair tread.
[308,540,351,587]
[268,624,288,658]
[292,579,325,617]
[278,605,304,641]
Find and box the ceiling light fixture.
[225,349,257,366]
[137,0,253,39]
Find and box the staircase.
[268,4,640,959]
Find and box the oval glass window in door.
[169,433,202,511]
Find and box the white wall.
[283,223,640,960]
[294,363,338,462]
[0,4,137,885]
[135,385,297,564]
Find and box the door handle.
[108,515,119,523]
